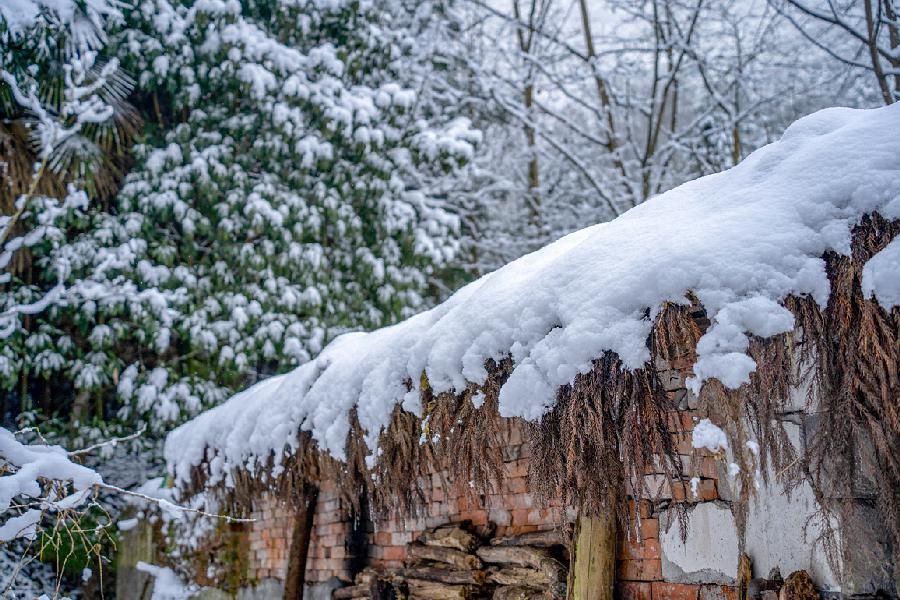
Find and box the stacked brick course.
[247,500,295,580]
[247,479,354,582]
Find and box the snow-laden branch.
[0,426,252,545]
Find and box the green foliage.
[37,508,118,580]
[3,0,478,435]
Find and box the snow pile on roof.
[862,236,900,309]
[165,104,900,490]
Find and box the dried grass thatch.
[181,216,899,576]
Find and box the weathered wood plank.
[568,514,615,600]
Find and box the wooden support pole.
[568,510,616,600]
[284,484,319,600]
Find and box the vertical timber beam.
[284,484,319,600]
[568,510,616,600]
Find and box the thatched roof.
[165,105,900,556]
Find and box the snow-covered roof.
[165,104,900,491]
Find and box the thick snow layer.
[165,104,900,489]
[137,562,195,600]
[862,237,900,309]
[691,419,729,453]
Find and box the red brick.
[618,538,661,561]
[507,425,524,445]
[373,531,391,545]
[526,509,545,525]
[329,522,346,535]
[698,457,720,480]
[462,510,488,526]
[627,500,652,519]
[507,476,528,494]
[509,459,529,478]
[617,559,662,581]
[667,411,696,433]
[671,480,691,502]
[639,518,659,540]
[651,582,699,600]
[514,494,536,510]
[674,433,694,455]
[382,546,406,560]
[697,478,718,501]
[641,539,660,560]
[617,582,652,600]
[510,509,530,525]
[673,478,717,502]
[618,539,639,560]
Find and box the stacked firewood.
[333,524,569,600]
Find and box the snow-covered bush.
[3,0,480,433]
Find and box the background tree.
[772,0,900,105]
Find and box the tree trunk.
[567,513,616,600]
[512,0,543,231]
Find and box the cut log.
[354,567,382,586]
[405,578,471,599]
[476,546,565,582]
[568,514,615,600]
[332,584,370,599]
[493,586,547,600]
[490,530,566,548]
[407,543,482,570]
[393,566,486,585]
[418,524,479,552]
[488,567,553,587]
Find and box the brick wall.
[244,398,744,600]
[246,420,570,585]
[246,479,354,583]
[367,421,570,572]
[610,357,740,600]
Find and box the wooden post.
[568,511,616,600]
[116,518,155,600]
[284,484,319,600]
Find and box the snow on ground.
[165,104,900,490]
